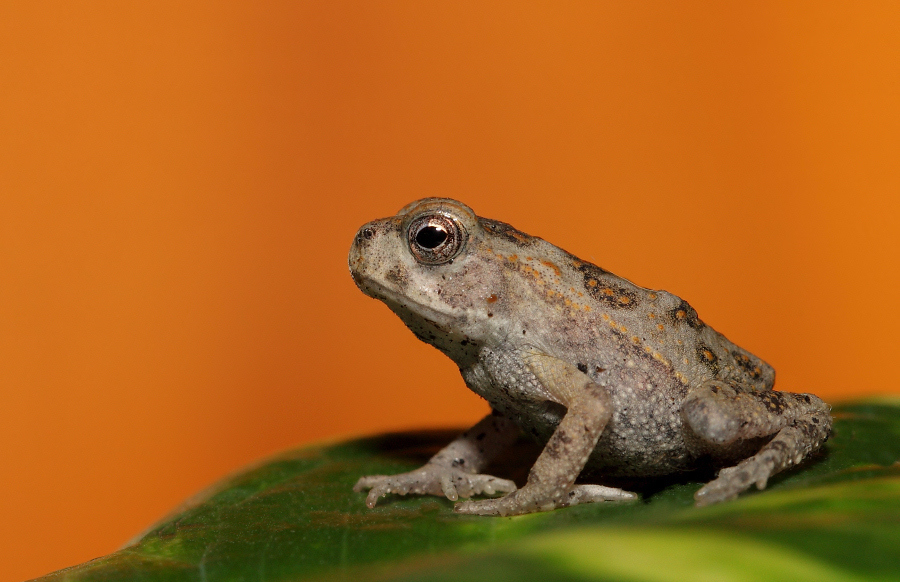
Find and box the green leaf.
[34,399,900,582]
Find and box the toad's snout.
[348,226,372,287]
[349,218,403,296]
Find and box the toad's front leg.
[456,353,637,516]
[354,412,520,507]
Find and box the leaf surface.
[34,399,900,582]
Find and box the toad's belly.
[520,390,697,477]
[588,387,695,476]
[463,362,698,476]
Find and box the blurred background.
[2,2,898,580]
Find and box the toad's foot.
[354,463,517,508]
[694,451,776,507]
[454,484,637,517]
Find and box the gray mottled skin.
[349,198,832,516]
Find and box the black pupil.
[416,225,448,249]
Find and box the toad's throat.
[356,275,461,333]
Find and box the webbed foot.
[354,463,516,508]
[694,452,776,506]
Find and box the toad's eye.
[416,225,447,249]
[407,213,466,265]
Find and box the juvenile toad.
[348,198,831,516]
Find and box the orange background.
[2,2,899,580]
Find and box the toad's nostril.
[361,227,375,240]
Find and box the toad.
[348,198,831,516]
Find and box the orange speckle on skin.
[675,371,689,385]
[602,288,614,296]
[588,279,598,287]
[601,313,610,321]
[632,336,640,343]
[648,313,656,319]
[541,260,561,277]
[618,324,628,332]
[486,294,498,303]
[702,349,714,361]
[648,293,657,300]
[618,296,631,305]
[657,324,665,331]
[583,305,591,312]
[676,310,687,320]
[508,254,518,262]
[565,299,572,306]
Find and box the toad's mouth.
[352,272,458,332]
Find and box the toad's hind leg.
[682,381,832,506]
